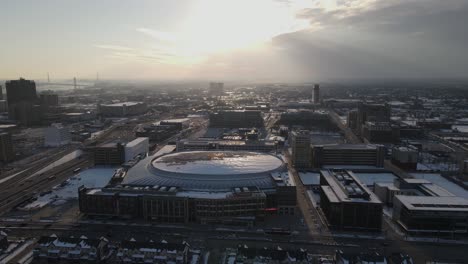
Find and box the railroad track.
[0,158,91,214]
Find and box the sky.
[1,0,467,82]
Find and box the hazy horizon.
[2,0,468,81]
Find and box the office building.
[6,78,41,126]
[376,178,468,236]
[393,195,468,236]
[0,132,14,163]
[291,130,311,168]
[5,78,37,104]
[44,123,72,147]
[79,151,296,225]
[351,102,391,136]
[100,102,147,117]
[361,121,400,143]
[124,137,149,162]
[311,144,385,168]
[319,170,383,230]
[209,110,263,128]
[90,142,125,165]
[313,83,320,104]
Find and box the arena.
[122,151,285,190]
[79,151,296,225]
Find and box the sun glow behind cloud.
[101,0,312,66]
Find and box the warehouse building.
[99,102,147,117]
[124,137,149,162]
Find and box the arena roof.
[122,151,285,191]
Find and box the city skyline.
[2,0,468,81]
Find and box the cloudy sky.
[1,0,467,81]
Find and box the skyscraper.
[313,84,320,104]
[291,130,311,168]
[5,78,37,104]
[5,78,40,126]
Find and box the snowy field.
[353,172,397,186]
[411,173,468,199]
[21,167,116,210]
[28,150,83,178]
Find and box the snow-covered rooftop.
[152,151,283,175]
[122,151,285,191]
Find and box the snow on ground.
[0,169,28,185]
[417,162,458,172]
[28,150,83,179]
[299,172,320,185]
[452,125,468,133]
[21,167,116,210]
[411,173,468,199]
[353,172,397,186]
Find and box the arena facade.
[79,151,296,225]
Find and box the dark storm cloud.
[273,0,468,79]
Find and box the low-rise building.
[99,102,147,117]
[225,245,310,264]
[44,123,72,147]
[115,240,190,264]
[90,142,125,165]
[124,137,149,162]
[391,146,419,170]
[33,235,109,263]
[176,139,277,153]
[393,195,468,236]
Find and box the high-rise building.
[313,84,320,104]
[5,78,37,104]
[0,132,14,163]
[291,130,311,168]
[0,85,3,100]
[6,78,40,126]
